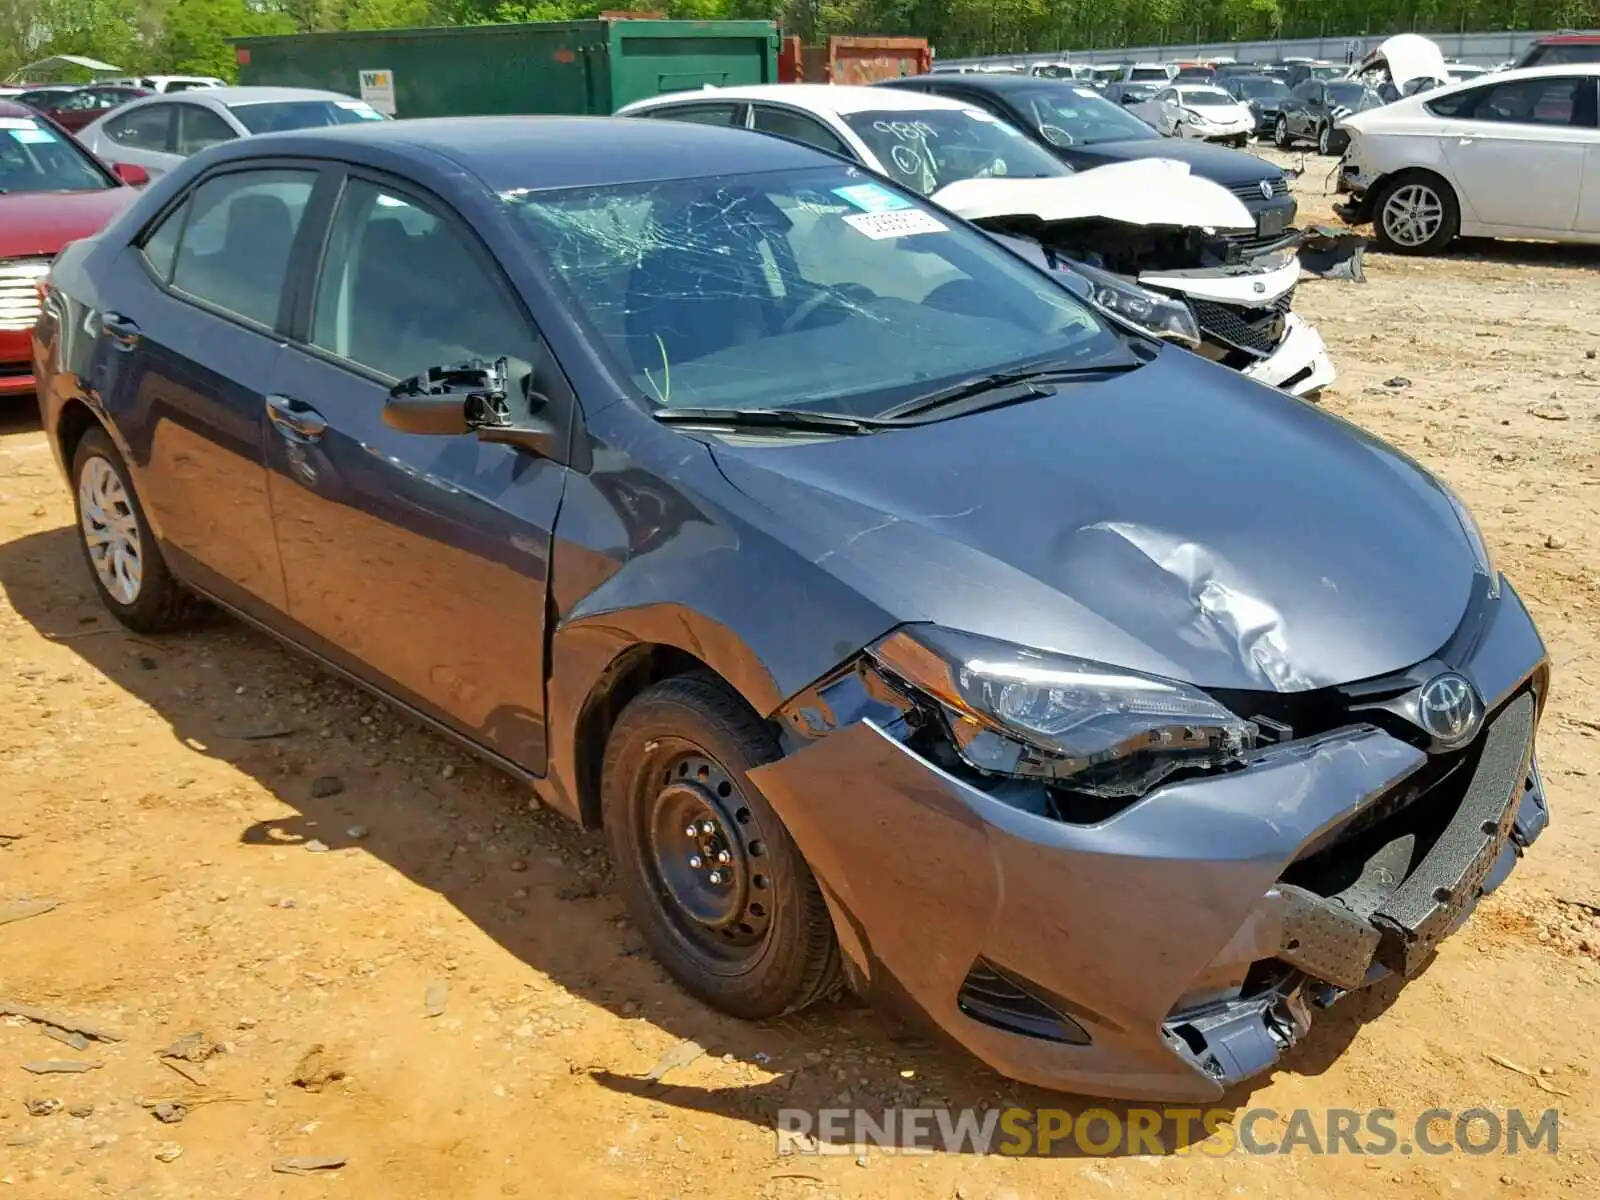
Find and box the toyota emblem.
[1259,179,1275,200]
[1416,673,1481,747]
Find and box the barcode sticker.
[841,210,948,240]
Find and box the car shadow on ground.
[0,520,1411,1157]
[0,397,43,436]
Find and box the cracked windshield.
[507,166,1121,417]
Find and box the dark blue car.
[32,117,1549,1101]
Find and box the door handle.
[265,394,328,443]
[100,312,140,351]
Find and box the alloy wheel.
[78,455,143,605]
[1381,183,1445,249]
[1275,116,1289,147]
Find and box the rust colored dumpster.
[780,35,930,85]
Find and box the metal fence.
[935,28,1585,69]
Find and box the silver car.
[77,86,387,180]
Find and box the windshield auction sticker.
[841,210,947,240]
[832,182,913,213]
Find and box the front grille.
[0,257,51,334]
[1225,177,1288,202]
[1192,291,1293,355]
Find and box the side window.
[647,103,741,126]
[139,199,189,282]
[310,180,535,382]
[104,103,173,151]
[1472,77,1580,126]
[750,106,850,156]
[170,169,316,327]
[1292,81,1318,101]
[174,104,237,156]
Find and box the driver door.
[263,171,570,773]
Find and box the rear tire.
[70,426,197,633]
[1371,171,1459,256]
[602,671,840,1019]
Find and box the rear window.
[229,99,384,134]
[1128,67,1169,82]
[1520,42,1600,67]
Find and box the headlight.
[870,626,1257,800]
[1056,259,1201,346]
[1439,481,1501,599]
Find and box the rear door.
[91,100,183,178]
[1572,78,1600,232]
[1442,74,1593,230]
[92,161,327,618]
[262,171,570,773]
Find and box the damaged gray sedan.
[36,116,1547,1102]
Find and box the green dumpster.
[231,19,779,119]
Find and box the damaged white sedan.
[618,84,1336,398]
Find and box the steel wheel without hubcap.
[1381,182,1445,249]
[78,455,142,605]
[644,744,773,964]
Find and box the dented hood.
[932,159,1255,233]
[712,349,1478,693]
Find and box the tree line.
[4,0,1595,84]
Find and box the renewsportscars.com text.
[776,1106,1560,1157]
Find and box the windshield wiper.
[876,359,1142,423]
[652,406,894,435]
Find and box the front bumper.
[0,328,34,396]
[1241,312,1337,396]
[756,586,1548,1100]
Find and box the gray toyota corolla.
[32,117,1547,1101]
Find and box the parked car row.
[25,103,1552,1104]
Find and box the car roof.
[1176,84,1230,94]
[625,83,977,115]
[126,85,356,107]
[1433,62,1600,87]
[207,115,834,193]
[901,71,1072,94]
[1536,33,1600,43]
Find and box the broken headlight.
[869,626,1257,800]
[1056,260,1201,348]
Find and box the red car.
[15,85,151,133]
[1512,33,1600,68]
[1,99,147,396]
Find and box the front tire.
[1371,172,1459,255]
[602,672,840,1019]
[1274,115,1290,148]
[1317,123,1333,155]
[71,426,196,633]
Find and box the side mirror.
[384,357,563,459]
[112,161,149,187]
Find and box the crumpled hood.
[0,187,133,259]
[1356,33,1450,89]
[712,349,1477,693]
[933,159,1254,232]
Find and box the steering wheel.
[781,286,864,334]
[1038,123,1076,147]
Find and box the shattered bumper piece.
[1241,313,1336,397]
[753,609,1546,1099]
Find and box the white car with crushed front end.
[1133,85,1257,146]
[1335,63,1600,254]
[619,84,1335,397]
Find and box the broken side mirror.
[384,357,563,458]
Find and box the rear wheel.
[1372,172,1459,255]
[602,672,840,1019]
[71,426,196,633]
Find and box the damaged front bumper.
[1240,312,1336,396]
[755,587,1548,1101]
